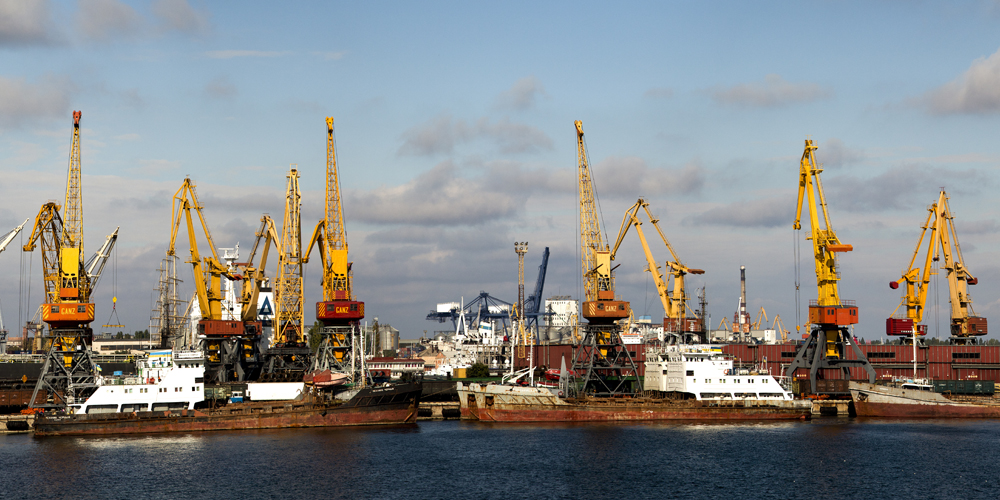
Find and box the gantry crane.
[785,139,874,393]
[888,190,986,344]
[169,178,262,383]
[304,117,365,386]
[611,198,705,343]
[569,120,638,396]
[26,112,118,409]
[262,167,312,380]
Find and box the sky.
[3,0,1000,342]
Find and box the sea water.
[0,418,996,500]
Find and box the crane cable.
[793,227,801,334]
[103,245,123,331]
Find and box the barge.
[850,380,1000,418]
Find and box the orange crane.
[570,120,637,396]
[304,118,365,385]
[784,139,874,393]
[169,177,262,382]
[610,198,705,342]
[26,111,118,409]
[888,190,986,344]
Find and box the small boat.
[304,369,349,388]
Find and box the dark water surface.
[1,418,997,500]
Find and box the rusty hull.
[34,382,421,436]
[458,383,810,422]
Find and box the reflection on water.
[1,420,998,500]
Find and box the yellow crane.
[784,138,874,392]
[26,112,117,409]
[262,167,313,380]
[304,118,365,384]
[610,198,704,340]
[888,190,986,344]
[169,177,261,382]
[570,120,637,397]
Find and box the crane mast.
[611,198,705,343]
[785,139,874,393]
[305,117,365,387]
[888,190,986,344]
[570,121,637,397]
[263,167,313,381]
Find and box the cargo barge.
[458,345,811,422]
[849,380,1000,418]
[32,349,420,436]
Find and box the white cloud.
[592,157,705,198]
[708,74,832,107]
[152,0,210,35]
[685,197,794,228]
[919,47,1000,115]
[0,74,74,128]
[204,50,290,59]
[397,115,553,156]
[204,76,236,99]
[0,0,58,46]
[495,76,547,111]
[347,161,524,226]
[76,0,143,42]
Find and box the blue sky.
[3,0,1000,341]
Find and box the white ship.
[72,349,206,414]
[643,344,794,401]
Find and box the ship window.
[686,370,694,376]
[662,370,668,375]
[953,352,981,359]
[705,379,710,384]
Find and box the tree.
[468,362,489,378]
[308,321,323,352]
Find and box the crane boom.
[611,198,704,337]
[0,219,29,254]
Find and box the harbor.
[4,2,1000,498]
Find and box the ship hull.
[457,383,810,422]
[850,381,1000,418]
[34,383,421,436]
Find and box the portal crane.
[785,139,874,393]
[888,190,986,344]
[263,167,312,380]
[570,120,637,396]
[169,177,261,383]
[26,112,118,409]
[611,198,705,343]
[304,117,365,386]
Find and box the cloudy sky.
[3,1,1000,342]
